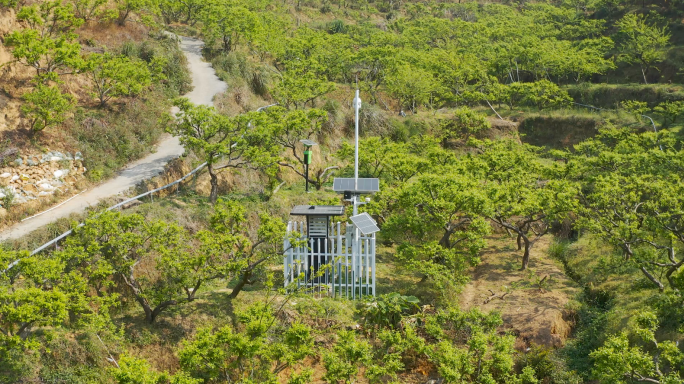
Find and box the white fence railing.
[284,221,376,299]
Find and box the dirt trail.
[460,236,579,348]
[0,36,227,242]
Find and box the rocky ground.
[0,150,86,215]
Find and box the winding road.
[0,36,227,242]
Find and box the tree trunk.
[117,9,129,26]
[229,270,251,299]
[438,230,451,249]
[640,266,664,291]
[149,300,179,323]
[521,234,531,270]
[516,234,522,250]
[134,295,154,323]
[209,166,219,204]
[641,65,649,85]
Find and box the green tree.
[473,140,577,270]
[426,307,537,384]
[323,330,374,384]
[157,0,184,24]
[591,312,683,383]
[0,251,75,363]
[21,83,75,134]
[201,3,262,53]
[385,63,437,113]
[178,302,314,382]
[112,354,202,384]
[70,0,112,21]
[170,99,270,204]
[84,53,152,106]
[265,107,338,190]
[337,136,432,185]
[507,80,572,110]
[440,107,491,146]
[353,46,398,104]
[58,211,229,323]
[568,128,684,290]
[5,1,83,81]
[621,100,651,122]
[653,101,684,127]
[273,68,336,109]
[382,170,491,289]
[115,0,153,26]
[208,199,290,299]
[616,13,670,84]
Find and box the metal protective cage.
[283,220,376,299]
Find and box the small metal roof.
[333,178,380,194]
[300,139,317,146]
[290,205,345,216]
[350,213,380,235]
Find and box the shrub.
[360,293,420,330]
[0,0,18,8]
[509,80,572,110]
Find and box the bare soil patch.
[460,236,579,348]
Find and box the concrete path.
[0,36,227,242]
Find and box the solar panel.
[300,139,317,146]
[332,178,380,193]
[350,213,380,235]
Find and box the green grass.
[65,89,171,183]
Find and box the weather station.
[283,90,380,299]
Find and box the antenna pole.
[353,90,361,216]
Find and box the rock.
[14,158,22,166]
[38,183,54,191]
[121,199,142,210]
[27,159,37,166]
[54,170,64,178]
[11,175,18,181]
[0,173,10,178]
[75,152,83,160]
[38,191,53,197]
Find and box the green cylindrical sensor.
[304,150,312,165]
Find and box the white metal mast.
[353,90,361,215]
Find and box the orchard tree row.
[153,0,676,112]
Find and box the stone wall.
[0,151,87,210]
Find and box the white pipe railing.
[1,161,208,275]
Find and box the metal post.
[353,90,360,190]
[354,90,360,186]
[305,162,309,192]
